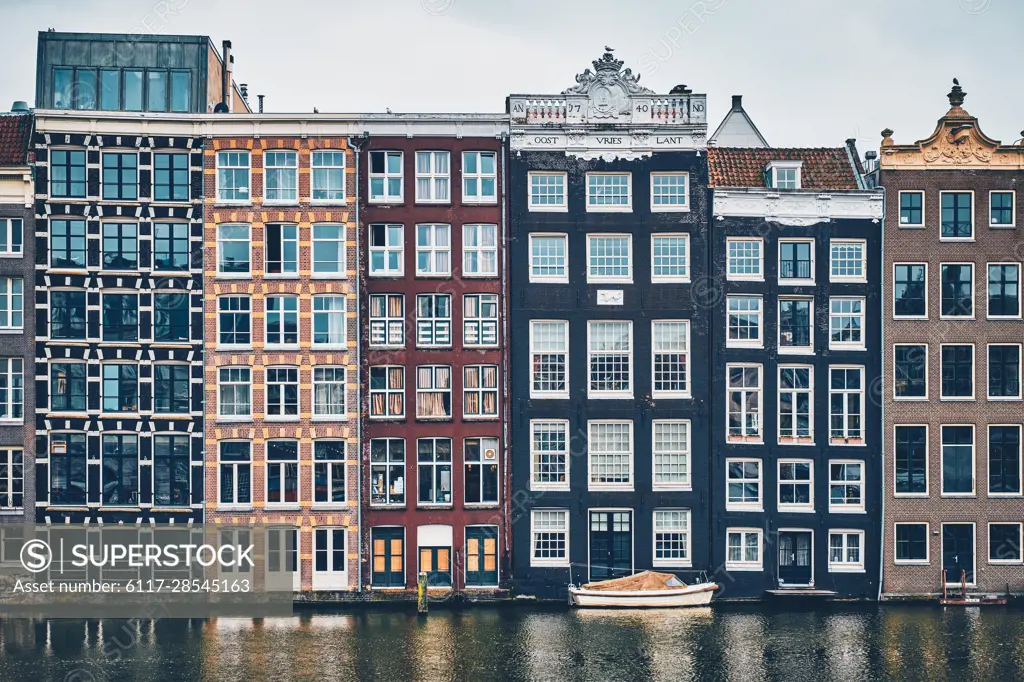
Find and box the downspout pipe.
[876,179,886,601]
[348,133,365,591]
[500,133,511,585]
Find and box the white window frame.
[989,190,1016,228]
[893,424,930,498]
[898,190,925,227]
[726,363,763,443]
[894,522,930,565]
[0,448,23,509]
[726,295,763,349]
[415,223,451,277]
[892,262,928,320]
[414,151,451,204]
[766,160,802,189]
[217,441,252,508]
[939,343,975,401]
[461,151,497,204]
[829,460,866,513]
[415,293,452,348]
[215,150,251,203]
[312,295,348,349]
[652,509,692,567]
[939,262,975,320]
[652,420,690,491]
[216,295,251,349]
[265,439,300,507]
[586,234,633,283]
[725,458,762,511]
[368,150,404,203]
[312,366,348,419]
[369,223,404,277]
[530,419,570,491]
[369,294,404,348]
[311,223,346,278]
[463,294,499,348]
[530,509,570,567]
[264,295,299,348]
[988,522,1024,565]
[529,320,568,399]
[0,359,23,423]
[893,343,929,401]
[462,365,498,420]
[312,441,348,507]
[462,224,498,277]
[778,297,813,354]
[828,530,866,573]
[312,527,349,590]
[778,238,815,284]
[987,344,1023,400]
[725,528,763,571]
[777,365,813,444]
[651,320,689,399]
[217,366,252,420]
[829,239,867,283]
[828,297,866,351]
[263,150,298,204]
[828,366,865,445]
[415,365,452,420]
[310,150,346,204]
[216,224,251,278]
[726,237,764,281]
[528,172,567,212]
[939,189,975,241]
[587,420,634,491]
[940,424,976,497]
[586,172,632,212]
[528,233,568,283]
[650,172,690,212]
[650,233,690,283]
[987,262,1022,320]
[587,320,633,399]
[778,459,814,512]
[264,365,299,421]
[369,365,404,420]
[0,219,23,257]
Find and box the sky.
[1,0,1021,154]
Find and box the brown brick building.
[204,121,359,592]
[880,82,1024,596]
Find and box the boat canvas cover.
[581,571,686,591]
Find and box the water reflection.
[1,606,1024,681]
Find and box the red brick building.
[358,118,509,593]
[879,82,1024,596]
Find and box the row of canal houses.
[0,31,1021,601]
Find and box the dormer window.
[765,161,803,190]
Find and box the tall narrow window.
[217,296,251,347]
[652,320,689,397]
[727,364,762,442]
[940,192,973,239]
[169,71,190,112]
[50,149,87,198]
[531,420,568,489]
[266,441,299,505]
[265,224,298,275]
[941,425,974,495]
[529,233,568,282]
[102,293,138,342]
[530,320,568,398]
[50,433,87,505]
[312,224,346,276]
[829,367,864,444]
[49,290,84,338]
[311,150,346,202]
[415,224,451,276]
[216,151,250,202]
[102,223,138,270]
[416,365,452,420]
[778,366,812,442]
[153,364,190,414]
[417,438,453,504]
[988,263,1020,318]
[899,191,923,226]
[988,425,1021,495]
[153,153,189,202]
[0,359,24,422]
[829,461,864,511]
[462,151,497,203]
[990,191,1015,227]
[101,364,138,412]
[50,362,86,412]
[369,366,404,419]
[894,344,927,399]
[940,344,974,399]
[217,367,251,418]
[779,298,812,352]
[102,434,139,505]
[369,294,404,347]
[463,294,498,348]
[463,224,498,276]
[102,152,138,200]
[264,151,298,203]
[415,151,450,203]
[312,296,347,347]
[147,71,167,112]
[0,279,22,332]
[370,438,405,505]
[265,296,299,347]
[0,448,24,509]
[217,225,251,275]
[369,224,404,276]
[369,151,403,203]
[416,294,451,348]
[652,420,689,489]
[464,437,499,504]
[153,434,190,507]
[651,234,689,282]
[588,321,632,397]
[778,460,813,510]
[829,298,865,349]
[894,264,927,317]
[988,344,1021,399]
[50,219,87,268]
[895,425,928,495]
[463,365,498,419]
[153,223,190,271]
[219,442,251,506]
[727,296,762,347]
[726,459,761,510]
[588,421,633,489]
[941,264,973,317]
[265,367,299,418]
[313,366,348,418]
[313,441,346,504]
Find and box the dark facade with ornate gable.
[509,50,711,597]
[30,32,245,524]
[707,141,883,599]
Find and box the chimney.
[10,101,29,113]
[239,83,248,105]
[258,94,264,114]
[221,40,232,112]
[731,95,743,111]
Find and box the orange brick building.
[204,121,359,592]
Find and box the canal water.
[1,604,1023,681]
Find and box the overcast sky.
[2,0,1021,153]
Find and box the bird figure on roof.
[953,78,959,85]
[605,45,614,52]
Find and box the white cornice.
[713,188,883,226]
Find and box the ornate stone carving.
[562,48,655,120]
[714,190,883,225]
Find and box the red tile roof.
[0,113,32,166]
[708,147,859,190]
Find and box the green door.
[465,526,498,587]
[371,527,405,588]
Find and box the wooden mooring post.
[417,572,428,614]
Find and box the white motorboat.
[568,571,718,608]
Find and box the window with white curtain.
[369,366,404,419]
[416,365,452,419]
[369,294,404,347]
[415,151,450,203]
[463,294,498,347]
[462,151,497,203]
[264,151,298,203]
[313,367,347,418]
[463,224,498,276]
[463,365,498,418]
[416,294,451,347]
[416,224,451,276]
[312,296,347,347]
